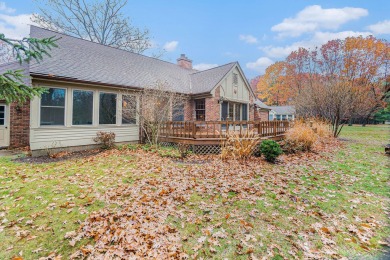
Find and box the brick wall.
[254,109,269,121]
[10,101,30,148]
[184,99,194,121]
[205,86,220,121]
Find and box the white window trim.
[39,86,67,127]
[71,89,95,127]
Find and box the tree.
[0,34,58,104]
[123,81,187,146]
[294,37,389,136]
[256,61,291,105]
[33,0,150,53]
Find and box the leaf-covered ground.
[0,125,388,259]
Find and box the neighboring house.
[269,106,295,121]
[0,26,270,153]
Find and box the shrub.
[221,130,259,161]
[312,120,332,138]
[259,140,283,162]
[284,121,317,153]
[93,131,116,149]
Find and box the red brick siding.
[254,109,269,121]
[205,86,221,121]
[10,101,30,148]
[184,99,194,121]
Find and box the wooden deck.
[159,120,290,145]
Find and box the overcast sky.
[1,0,389,79]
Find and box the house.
[268,106,295,121]
[254,100,271,121]
[0,26,270,154]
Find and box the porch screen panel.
[242,104,248,121]
[40,88,66,126]
[122,95,137,124]
[99,93,117,124]
[72,90,93,125]
[221,102,228,120]
[235,104,241,121]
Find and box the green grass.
[0,125,388,259]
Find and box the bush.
[284,121,317,153]
[93,131,116,149]
[312,120,332,138]
[259,140,283,162]
[221,130,259,161]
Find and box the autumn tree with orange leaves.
[257,36,389,137]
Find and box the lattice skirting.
[159,142,260,155]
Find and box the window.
[228,103,234,119]
[40,88,66,126]
[122,95,137,124]
[195,99,205,121]
[220,102,247,121]
[282,115,287,120]
[276,115,281,120]
[234,103,241,121]
[172,102,184,121]
[233,73,238,85]
[0,105,5,125]
[99,92,117,124]
[241,104,248,121]
[72,90,93,125]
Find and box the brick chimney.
[177,54,192,69]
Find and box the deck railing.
[159,120,290,140]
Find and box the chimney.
[177,54,192,69]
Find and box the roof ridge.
[189,62,237,75]
[30,25,197,73]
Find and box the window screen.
[40,88,66,126]
[73,90,93,125]
[221,102,228,120]
[99,92,117,124]
[172,102,184,121]
[122,95,137,124]
[242,104,248,121]
[195,99,205,121]
[0,105,4,125]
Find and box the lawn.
[0,125,388,259]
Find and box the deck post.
[192,122,196,139]
[273,121,277,137]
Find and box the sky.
[1,0,389,79]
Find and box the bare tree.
[122,81,187,146]
[32,0,151,53]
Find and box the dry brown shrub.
[312,120,332,138]
[284,121,317,152]
[283,118,333,153]
[221,130,259,161]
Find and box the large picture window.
[40,88,66,126]
[122,95,137,124]
[99,92,117,124]
[195,99,205,121]
[72,90,93,125]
